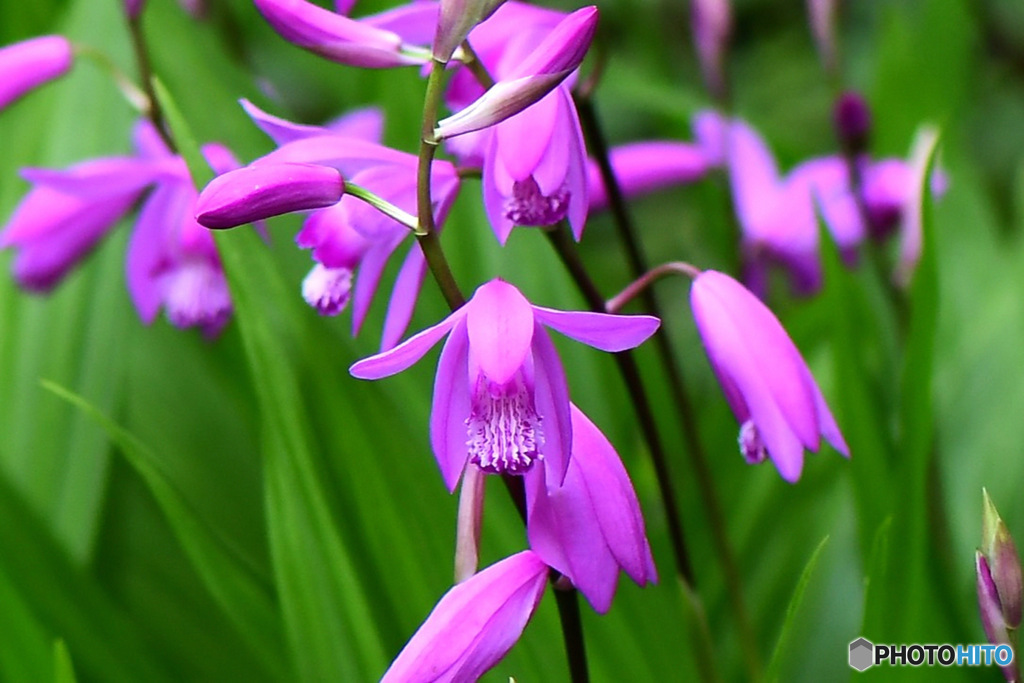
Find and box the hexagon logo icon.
[849,638,874,671]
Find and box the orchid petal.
[253,0,426,68]
[349,309,463,379]
[380,243,427,351]
[350,228,406,336]
[0,35,73,111]
[587,141,709,212]
[532,306,660,352]
[531,325,572,489]
[430,318,472,492]
[466,279,536,384]
[381,551,548,683]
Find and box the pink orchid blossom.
[690,270,848,481]
[1,121,240,336]
[381,550,549,683]
[586,141,710,212]
[350,279,660,492]
[526,403,657,613]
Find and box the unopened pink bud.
[0,35,73,111]
[833,91,871,155]
[196,162,345,229]
[692,0,731,101]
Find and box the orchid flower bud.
[434,0,507,63]
[434,6,598,140]
[0,35,73,112]
[833,91,871,156]
[977,490,1023,682]
[196,162,345,229]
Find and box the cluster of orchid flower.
[0,0,959,679]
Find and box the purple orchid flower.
[0,35,73,112]
[350,278,660,492]
[439,3,594,243]
[381,550,549,683]
[526,403,657,613]
[586,141,710,212]
[701,110,946,295]
[1,120,240,336]
[689,269,848,481]
[195,101,460,350]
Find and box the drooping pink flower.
[690,269,848,481]
[350,279,660,491]
[526,403,657,613]
[0,120,240,336]
[0,35,73,112]
[381,550,549,683]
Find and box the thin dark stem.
[553,582,590,683]
[576,97,761,679]
[544,224,695,585]
[126,15,176,152]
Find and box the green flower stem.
[417,60,465,310]
[346,183,419,232]
[417,57,589,682]
[576,96,762,680]
[73,44,150,115]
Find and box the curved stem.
[126,15,176,152]
[606,261,702,313]
[416,60,466,309]
[577,96,762,680]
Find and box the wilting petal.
[350,309,464,379]
[466,279,536,384]
[381,550,548,683]
[196,162,345,229]
[588,142,710,211]
[253,0,427,68]
[431,318,473,492]
[0,35,73,111]
[532,306,659,352]
[530,325,572,489]
[434,6,598,139]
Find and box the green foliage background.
[0,0,1021,680]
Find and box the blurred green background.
[1,0,1023,680]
